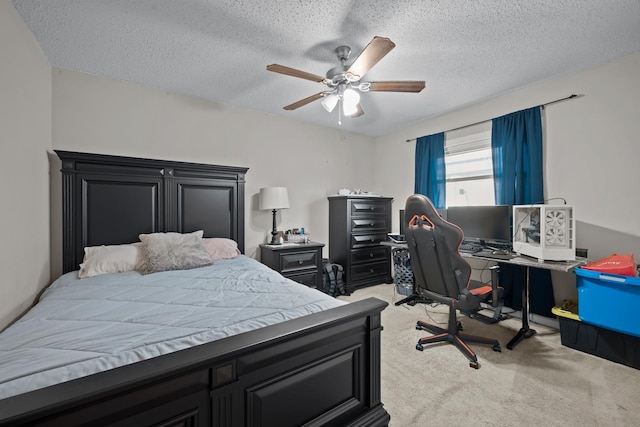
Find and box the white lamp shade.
[321,93,339,112]
[342,88,361,115]
[259,187,290,210]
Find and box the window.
[444,123,494,207]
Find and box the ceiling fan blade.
[368,81,426,92]
[349,104,364,118]
[266,64,325,83]
[346,36,396,80]
[283,92,326,110]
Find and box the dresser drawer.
[280,250,319,273]
[350,200,391,215]
[350,261,390,283]
[351,247,389,264]
[350,217,390,232]
[351,233,388,249]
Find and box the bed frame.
[0,151,390,426]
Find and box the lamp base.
[269,235,282,245]
[269,209,282,245]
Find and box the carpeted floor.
[339,284,640,427]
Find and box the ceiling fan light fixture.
[357,82,371,92]
[342,88,360,115]
[321,92,339,112]
[345,71,361,82]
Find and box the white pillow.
[202,238,241,260]
[139,230,212,274]
[79,243,143,279]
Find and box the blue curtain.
[492,107,544,205]
[414,133,446,209]
[491,107,554,316]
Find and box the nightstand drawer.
[350,200,391,215]
[350,261,390,283]
[350,217,390,232]
[284,271,319,288]
[351,247,388,264]
[280,250,319,273]
[351,233,388,248]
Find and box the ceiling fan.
[266,36,425,123]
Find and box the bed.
[0,151,389,426]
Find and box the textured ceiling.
[11,0,640,137]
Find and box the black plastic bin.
[553,306,640,369]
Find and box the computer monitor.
[446,205,511,245]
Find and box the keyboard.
[459,243,483,253]
[480,251,517,260]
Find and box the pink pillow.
[202,238,241,260]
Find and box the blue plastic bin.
[575,267,640,337]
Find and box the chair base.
[461,302,507,325]
[415,305,501,369]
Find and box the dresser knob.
[370,207,374,211]
[369,268,374,273]
[370,222,374,226]
[298,260,303,265]
[369,253,374,258]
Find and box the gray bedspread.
[0,255,345,399]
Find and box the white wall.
[50,69,377,277]
[0,2,52,330]
[374,52,640,303]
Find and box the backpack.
[322,260,347,297]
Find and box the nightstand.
[259,242,325,289]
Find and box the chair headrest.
[404,194,447,230]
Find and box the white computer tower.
[512,204,575,262]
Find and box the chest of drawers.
[328,196,393,293]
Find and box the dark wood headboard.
[56,151,248,273]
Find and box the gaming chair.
[404,194,503,368]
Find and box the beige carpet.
[339,284,640,427]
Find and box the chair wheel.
[416,324,422,330]
[469,361,479,369]
[493,344,502,352]
[416,344,424,351]
[457,322,463,331]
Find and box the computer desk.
[383,241,588,350]
[465,250,587,349]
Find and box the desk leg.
[506,266,537,350]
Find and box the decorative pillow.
[78,243,143,279]
[139,230,212,274]
[202,238,241,260]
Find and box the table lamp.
[259,187,290,244]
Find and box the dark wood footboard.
[0,297,389,426]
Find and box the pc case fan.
[512,204,575,262]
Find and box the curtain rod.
[405,94,582,143]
